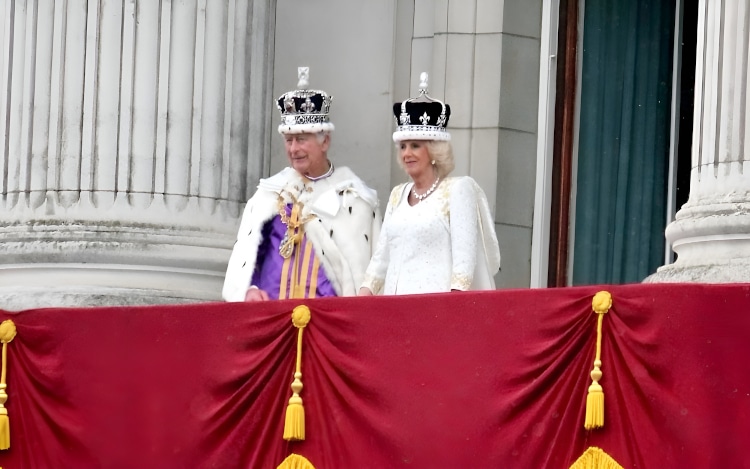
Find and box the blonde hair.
[426,140,455,178]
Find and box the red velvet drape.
[0,283,748,468]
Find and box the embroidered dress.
[362,176,500,295]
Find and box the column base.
[646,200,750,283]
[0,286,205,311]
[0,219,233,310]
[0,263,226,311]
[644,260,750,283]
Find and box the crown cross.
[400,112,410,125]
[300,98,316,113]
[419,112,430,125]
[436,114,446,127]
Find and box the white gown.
[362,176,500,295]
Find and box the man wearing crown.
[222,68,381,302]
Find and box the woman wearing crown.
[358,74,501,296]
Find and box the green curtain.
[573,0,675,285]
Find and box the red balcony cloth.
[0,283,748,468]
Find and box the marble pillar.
[0,0,274,308]
[648,0,750,282]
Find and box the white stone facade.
[1,0,743,309]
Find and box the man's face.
[284,132,330,179]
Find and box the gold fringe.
[283,306,311,441]
[585,291,611,430]
[276,453,317,469]
[569,446,624,469]
[0,320,17,450]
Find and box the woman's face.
[399,140,432,180]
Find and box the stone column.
[648,0,750,282]
[0,0,275,309]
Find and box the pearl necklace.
[305,162,334,181]
[412,177,440,202]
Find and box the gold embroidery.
[277,193,316,259]
[450,273,471,291]
[390,183,406,208]
[296,241,314,298]
[438,177,452,218]
[308,255,320,298]
[276,191,318,299]
[363,273,384,294]
[279,255,291,299]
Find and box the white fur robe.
[223,167,381,302]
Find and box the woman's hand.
[358,287,374,296]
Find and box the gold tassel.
[283,305,311,441]
[0,320,17,450]
[569,446,624,469]
[276,453,317,469]
[585,291,611,430]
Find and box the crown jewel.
[392,72,451,142]
[276,67,334,134]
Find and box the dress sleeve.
[360,185,401,294]
[448,177,479,290]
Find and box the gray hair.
[316,131,330,144]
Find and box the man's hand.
[244,286,271,302]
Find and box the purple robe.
[250,208,337,299]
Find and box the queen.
[359,73,501,296]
